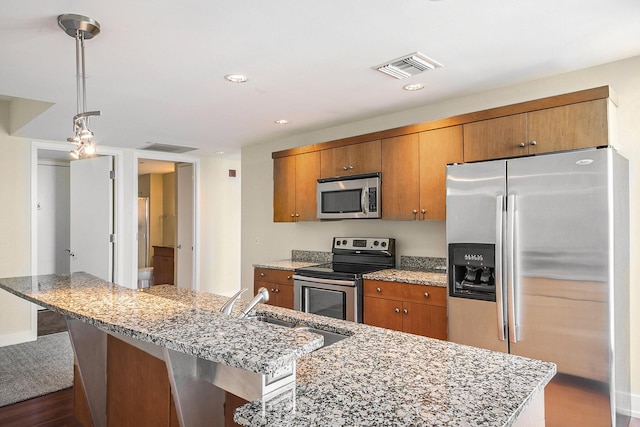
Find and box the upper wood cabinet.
[464,99,609,162]
[381,134,420,220]
[320,140,381,178]
[273,151,320,222]
[419,126,464,220]
[381,126,463,221]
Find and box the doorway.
[135,154,198,290]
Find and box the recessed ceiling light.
[224,74,248,83]
[274,119,290,125]
[403,83,424,91]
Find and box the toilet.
[138,267,154,289]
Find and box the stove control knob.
[342,239,347,245]
[373,240,379,246]
[336,241,341,246]
[381,241,387,247]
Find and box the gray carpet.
[0,332,74,407]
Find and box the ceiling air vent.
[374,52,442,80]
[140,143,198,154]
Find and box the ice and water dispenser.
[448,243,496,302]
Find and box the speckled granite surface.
[400,255,447,271]
[291,250,331,264]
[0,273,322,375]
[364,268,448,287]
[145,287,556,427]
[253,260,320,270]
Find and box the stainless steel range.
[293,237,395,322]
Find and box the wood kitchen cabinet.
[153,246,174,285]
[363,280,447,340]
[381,127,463,220]
[320,139,381,178]
[273,151,320,222]
[463,99,609,162]
[254,267,294,309]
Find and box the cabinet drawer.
[364,280,447,307]
[254,268,294,285]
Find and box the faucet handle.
[219,288,247,315]
[238,287,270,319]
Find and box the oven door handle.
[293,274,356,287]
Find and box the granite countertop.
[146,286,556,427]
[253,260,320,270]
[0,272,322,376]
[363,268,448,287]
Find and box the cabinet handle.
[260,273,265,277]
[424,292,429,298]
[518,142,526,148]
[403,308,408,314]
[529,140,537,146]
[394,308,400,313]
[376,287,381,293]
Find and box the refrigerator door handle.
[495,195,506,341]
[507,194,518,343]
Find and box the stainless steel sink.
[247,315,348,348]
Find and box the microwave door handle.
[361,188,368,214]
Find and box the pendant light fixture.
[57,14,101,159]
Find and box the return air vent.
[140,143,198,154]
[374,52,442,80]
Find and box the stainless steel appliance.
[293,237,395,322]
[316,173,381,219]
[446,147,630,426]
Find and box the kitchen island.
[0,273,555,427]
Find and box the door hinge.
[109,170,116,180]
[110,234,116,243]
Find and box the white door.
[69,156,114,282]
[176,163,194,288]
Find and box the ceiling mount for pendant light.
[58,14,102,159]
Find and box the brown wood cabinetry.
[153,246,174,285]
[381,127,463,221]
[254,267,294,309]
[320,139,381,178]
[224,392,249,427]
[363,280,447,340]
[273,151,320,222]
[463,99,609,162]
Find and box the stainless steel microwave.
[316,173,381,219]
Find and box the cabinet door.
[273,156,296,222]
[294,151,320,221]
[363,296,403,331]
[381,134,420,220]
[402,302,447,340]
[527,99,608,155]
[463,114,527,162]
[320,145,350,178]
[275,283,294,309]
[419,126,463,220]
[348,140,381,175]
[153,256,174,285]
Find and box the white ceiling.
[2,1,640,158]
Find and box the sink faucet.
[237,287,269,319]
[219,288,247,315]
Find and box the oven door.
[293,275,361,322]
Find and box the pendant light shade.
[58,14,102,158]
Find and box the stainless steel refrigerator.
[446,147,630,426]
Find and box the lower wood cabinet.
[153,246,174,285]
[254,267,294,309]
[363,280,447,340]
[224,392,249,427]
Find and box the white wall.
[37,162,70,275]
[240,55,640,413]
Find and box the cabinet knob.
[270,288,275,292]
[295,213,300,217]
[290,214,295,218]
[274,288,279,293]
[424,292,429,298]
[518,142,526,148]
[394,308,400,313]
[376,287,381,293]
[529,140,537,146]
[412,209,418,216]
[403,308,408,314]
[348,165,354,170]
[287,275,291,280]
[342,166,349,170]
[260,273,265,277]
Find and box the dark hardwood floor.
[0,388,82,427]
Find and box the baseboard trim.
[0,330,37,347]
[631,392,640,419]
